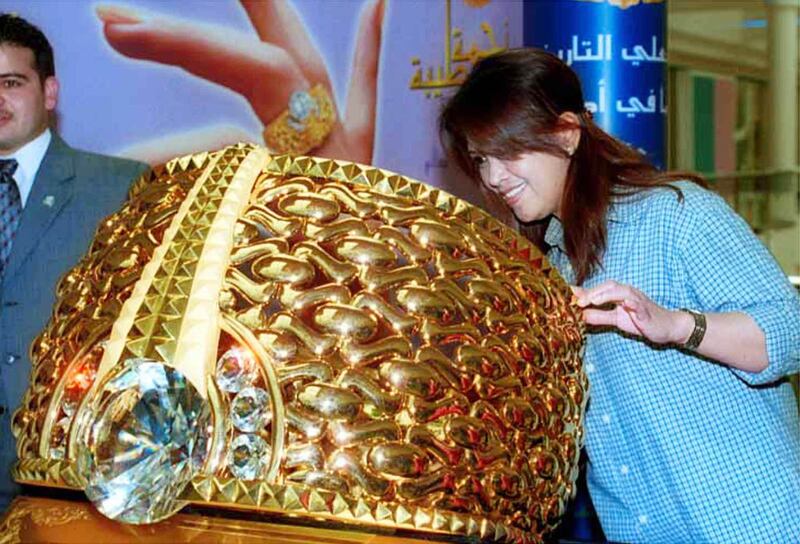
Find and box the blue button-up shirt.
[546,181,800,543]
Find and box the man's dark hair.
[0,13,55,82]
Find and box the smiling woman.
[440,47,800,543]
[440,49,701,283]
[470,150,571,223]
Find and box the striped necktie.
[0,158,21,279]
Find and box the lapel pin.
[43,195,55,207]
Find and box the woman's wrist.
[671,309,708,351]
[671,309,697,346]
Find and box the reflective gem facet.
[228,433,270,480]
[288,90,318,123]
[62,343,104,416]
[230,386,271,432]
[78,359,211,524]
[49,416,70,460]
[61,388,81,418]
[215,347,258,393]
[50,416,70,449]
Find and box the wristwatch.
[680,308,707,351]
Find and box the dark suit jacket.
[0,134,148,510]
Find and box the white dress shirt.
[0,128,52,208]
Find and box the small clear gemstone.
[62,389,80,418]
[51,416,70,449]
[230,387,271,432]
[215,348,258,393]
[288,91,318,122]
[78,359,211,524]
[49,415,70,460]
[228,434,270,480]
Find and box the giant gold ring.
[11,146,587,542]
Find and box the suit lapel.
[5,135,75,281]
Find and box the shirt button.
[6,355,16,365]
[638,514,648,525]
[601,414,611,424]
[620,465,629,475]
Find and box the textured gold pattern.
[12,146,586,543]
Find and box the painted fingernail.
[96,5,143,25]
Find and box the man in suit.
[0,13,148,511]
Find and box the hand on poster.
[96,0,384,165]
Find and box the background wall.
[668,0,800,279]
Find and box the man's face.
[0,44,57,155]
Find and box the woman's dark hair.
[439,48,704,284]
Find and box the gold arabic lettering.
[409,0,509,97]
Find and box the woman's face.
[473,150,570,222]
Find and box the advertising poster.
[9,0,524,204]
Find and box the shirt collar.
[544,191,650,252]
[0,128,52,208]
[544,215,565,250]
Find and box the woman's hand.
[96,0,384,165]
[572,280,693,345]
[573,280,770,372]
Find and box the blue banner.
[524,0,667,168]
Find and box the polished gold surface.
[11,145,586,543]
[0,496,433,544]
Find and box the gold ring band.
[263,84,337,155]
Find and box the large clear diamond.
[230,386,271,432]
[215,347,258,393]
[228,433,270,480]
[78,359,211,524]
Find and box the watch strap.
[680,308,707,351]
